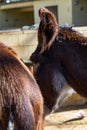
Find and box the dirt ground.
[44,104,87,130]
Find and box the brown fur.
[38,8,58,54]
[0,42,44,130]
[47,27,87,98]
[30,8,87,101]
[33,61,72,114]
[58,26,87,45]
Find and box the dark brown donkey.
[30,8,75,114]
[34,61,74,114]
[30,7,87,100]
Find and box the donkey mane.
[58,26,87,45]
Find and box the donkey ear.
[47,27,58,50]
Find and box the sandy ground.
[44,104,87,130]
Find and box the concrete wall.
[0,9,34,29]
[72,0,87,26]
[0,29,38,62]
[0,0,87,29]
[1,0,72,27]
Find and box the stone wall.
[0,29,38,62]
